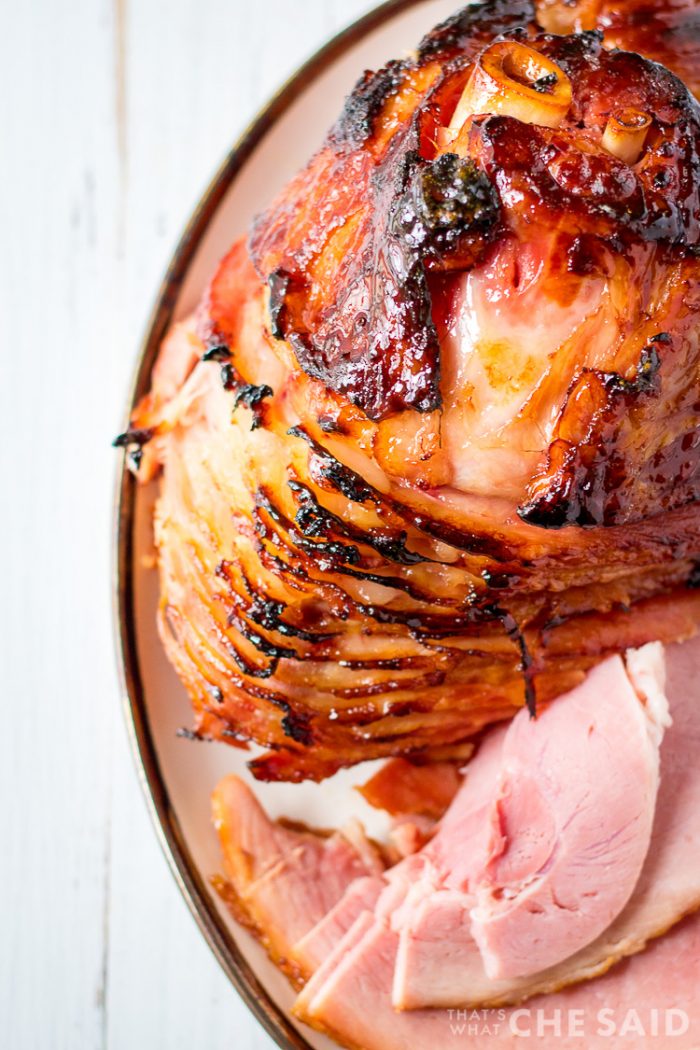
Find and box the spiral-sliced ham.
[122,0,700,778]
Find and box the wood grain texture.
[0,0,375,1046]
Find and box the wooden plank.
[0,0,121,1047]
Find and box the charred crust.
[201,343,231,362]
[113,426,154,449]
[255,487,439,605]
[532,72,558,93]
[220,362,240,391]
[288,426,374,503]
[233,383,273,430]
[482,569,520,589]
[223,641,280,679]
[113,426,155,472]
[288,480,428,566]
[416,0,535,61]
[393,151,501,269]
[317,416,344,434]
[329,60,406,150]
[600,344,661,397]
[518,342,666,529]
[280,712,314,746]
[226,609,297,660]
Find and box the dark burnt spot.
[482,569,520,589]
[226,609,297,660]
[417,0,535,61]
[113,426,155,473]
[289,479,428,566]
[206,683,224,703]
[330,61,406,150]
[201,344,231,362]
[113,426,154,449]
[394,151,501,271]
[602,344,661,396]
[221,631,280,679]
[288,426,375,503]
[220,362,239,391]
[233,383,273,430]
[532,72,558,93]
[280,713,314,746]
[176,727,210,742]
[687,563,700,588]
[318,416,344,434]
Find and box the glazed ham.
[120,0,700,780]
[536,0,700,98]
[116,0,700,1042]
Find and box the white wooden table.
[0,2,375,1046]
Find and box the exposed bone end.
[602,108,652,164]
[448,42,572,134]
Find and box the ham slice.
[357,758,463,820]
[296,637,700,1020]
[294,910,700,1050]
[470,648,667,980]
[211,776,383,972]
[292,876,384,978]
[392,646,668,1007]
[212,636,700,1029]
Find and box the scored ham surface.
[122,0,700,780]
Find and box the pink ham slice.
[292,875,384,978]
[212,635,700,1031]
[294,910,700,1050]
[211,775,383,970]
[392,645,668,1007]
[295,636,700,1023]
[471,647,667,980]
